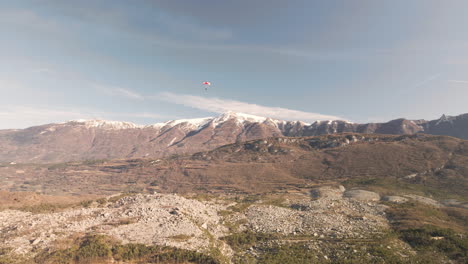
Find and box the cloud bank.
[157,92,343,121]
[0,105,168,129]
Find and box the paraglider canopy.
[202,81,211,91]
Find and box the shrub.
[222,231,278,251]
[399,226,468,262]
[79,200,93,208]
[75,235,112,261]
[95,198,107,205]
[34,234,221,264]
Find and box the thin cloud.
[0,6,357,63]
[412,73,441,89]
[115,88,144,100]
[448,80,468,84]
[94,83,144,100]
[156,92,343,121]
[158,12,233,41]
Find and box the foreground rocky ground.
[1,185,466,263]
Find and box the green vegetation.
[75,235,112,261]
[95,198,107,206]
[107,218,137,226]
[0,248,29,264]
[190,193,216,201]
[79,200,93,208]
[386,201,468,263]
[34,234,220,264]
[14,196,112,214]
[386,202,467,232]
[107,193,136,203]
[225,195,260,213]
[17,203,73,214]
[223,219,248,233]
[256,243,320,264]
[47,162,72,170]
[231,239,412,264]
[343,177,467,202]
[399,227,468,263]
[262,198,289,208]
[224,224,467,263]
[34,235,112,264]
[222,231,278,251]
[82,159,107,166]
[169,234,193,241]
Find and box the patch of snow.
[211,111,278,127]
[167,137,177,147]
[435,114,454,126]
[68,120,144,130]
[40,126,57,134]
[163,118,212,127]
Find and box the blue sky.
[1,0,468,128]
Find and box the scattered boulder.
[441,199,468,209]
[310,185,345,200]
[344,190,380,201]
[381,196,408,204]
[403,195,442,208]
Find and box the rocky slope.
[0,186,465,263]
[0,112,467,163]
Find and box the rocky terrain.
[0,133,466,263]
[0,112,467,163]
[3,184,465,264]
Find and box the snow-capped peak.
[435,114,455,125]
[213,111,268,124]
[55,112,341,131]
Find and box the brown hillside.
[1,134,466,200]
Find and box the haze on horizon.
[1,0,468,129]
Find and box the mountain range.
[0,112,467,163]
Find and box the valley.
[0,133,466,263]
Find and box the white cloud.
[0,78,26,91]
[0,105,168,129]
[0,106,90,129]
[156,92,343,121]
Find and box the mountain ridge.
[0,112,467,163]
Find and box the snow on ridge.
[58,112,343,131]
[161,117,212,128]
[434,114,456,126]
[213,111,266,124]
[68,119,144,129]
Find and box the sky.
[1,0,468,129]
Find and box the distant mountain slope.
[0,112,467,163]
[2,134,466,198]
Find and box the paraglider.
[202,81,211,91]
